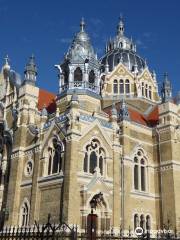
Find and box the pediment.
[41,121,65,153]
[106,63,134,82]
[80,119,112,151]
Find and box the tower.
[24,55,37,86]
[56,18,100,95]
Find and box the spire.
[161,72,172,103]
[80,17,85,32]
[24,55,37,86]
[119,98,130,121]
[117,15,125,36]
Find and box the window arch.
[83,139,105,176]
[74,67,83,82]
[125,79,130,94]
[47,138,63,175]
[20,199,30,226]
[113,80,118,94]
[119,79,124,94]
[133,149,147,191]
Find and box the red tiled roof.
[146,106,159,126]
[38,89,56,114]
[103,103,159,127]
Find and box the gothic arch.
[19,198,30,226]
[43,134,65,176]
[83,138,107,176]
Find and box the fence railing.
[0,215,180,240]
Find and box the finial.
[3,54,10,71]
[4,55,10,65]
[164,72,168,80]
[80,17,85,32]
[144,58,148,68]
[117,15,125,36]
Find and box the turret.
[56,19,100,95]
[24,55,37,86]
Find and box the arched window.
[149,86,152,99]
[134,214,151,231]
[48,138,63,175]
[146,215,151,230]
[20,199,30,226]
[142,82,144,96]
[83,139,105,176]
[125,79,130,94]
[140,214,145,230]
[134,214,139,230]
[133,149,147,191]
[134,156,139,190]
[119,42,123,48]
[113,80,118,94]
[74,67,83,82]
[119,79,124,94]
[145,84,148,98]
[89,70,95,84]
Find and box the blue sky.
[0,0,180,95]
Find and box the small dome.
[101,17,146,73]
[65,18,97,63]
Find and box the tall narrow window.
[140,215,145,230]
[125,79,130,94]
[149,86,152,99]
[142,82,144,96]
[134,214,139,230]
[90,151,97,174]
[146,215,151,230]
[83,139,105,176]
[113,80,118,94]
[134,157,139,190]
[89,70,95,84]
[119,79,124,94]
[74,67,83,82]
[48,138,63,175]
[20,200,30,226]
[145,84,148,98]
[133,149,147,192]
[141,159,146,191]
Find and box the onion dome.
[65,18,98,64]
[101,17,146,73]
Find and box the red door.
[87,213,98,240]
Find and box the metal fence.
[0,215,180,240]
